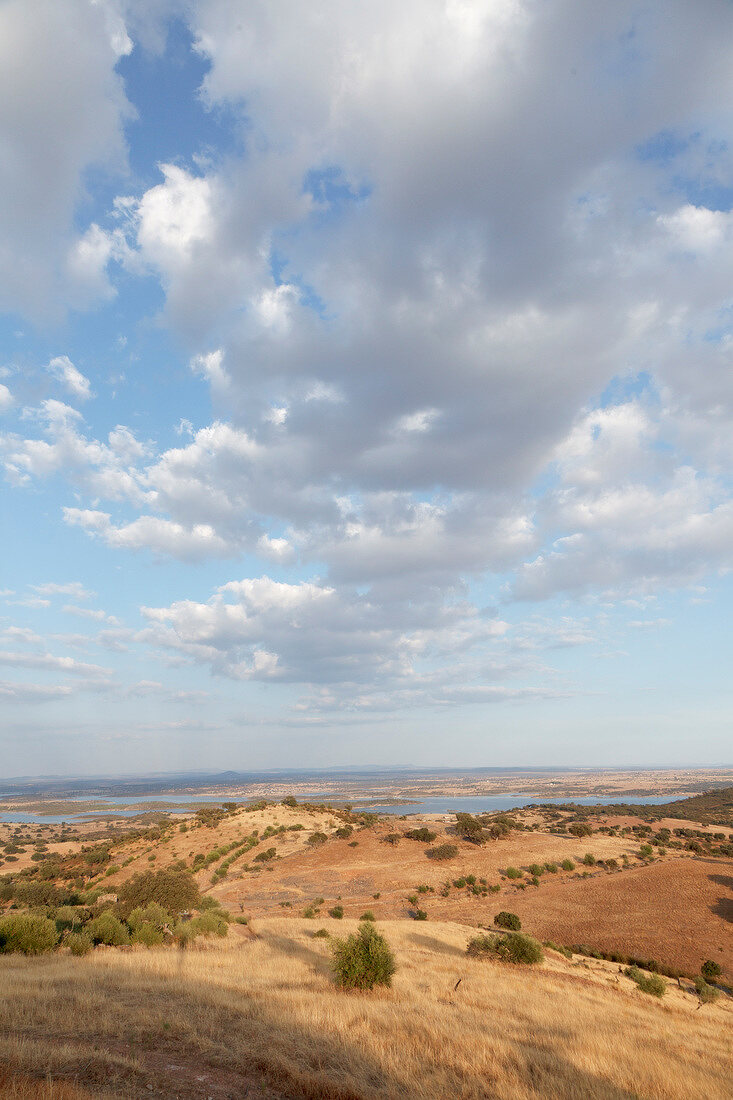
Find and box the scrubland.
[0,918,731,1100]
[1,797,731,1098]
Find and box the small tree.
[701,959,722,982]
[494,911,521,930]
[331,923,396,990]
[0,913,58,955]
[455,813,485,844]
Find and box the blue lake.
[0,791,679,824]
[356,794,677,815]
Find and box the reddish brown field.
[505,857,732,980]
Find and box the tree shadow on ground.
[708,873,733,923]
[5,961,651,1100]
[406,932,466,957]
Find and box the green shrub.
[701,959,722,981]
[172,921,197,948]
[467,932,543,964]
[0,913,58,955]
[359,911,376,922]
[544,862,558,873]
[127,901,170,933]
[560,859,575,871]
[411,908,428,920]
[66,931,93,956]
[582,853,596,866]
[307,832,328,847]
[505,867,522,879]
[117,869,200,919]
[426,844,458,860]
[466,933,495,957]
[188,912,228,938]
[694,977,719,1004]
[383,833,401,845]
[568,823,593,837]
[328,905,344,919]
[493,911,521,931]
[331,924,397,990]
[253,847,277,862]
[528,864,543,877]
[403,827,436,842]
[313,928,330,938]
[235,915,249,925]
[54,905,82,932]
[131,922,165,946]
[624,966,665,997]
[455,813,485,844]
[496,932,543,964]
[87,912,130,947]
[335,826,353,839]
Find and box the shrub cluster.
[467,931,543,965]
[331,923,397,990]
[426,844,458,861]
[493,911,521,930]
[403,827,437,843]
[624,966,666,997]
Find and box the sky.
[1,1,733,777]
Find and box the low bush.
[87,912,129,947]
[560,859,575,871]
[313,928,330,938]
[544,862,558,873]
[127,902,170,933]
[582,853,596,866]
[493,911,521,931]
[382,833,401,845]
[359,911,376,922]
[307,832,328,847]
[466,932,543,964]
[253,847,277,862]
[528,864,543,876]
[426,844,458,860]
[495,932,544,964]
[410,908,428,921]
[624,966,666,997]
[66,931,93,956]
[694,977,719,1004]
[466,933,494,957]
[701,959,722,981]
[328,905,344,919]
[331,923,397,990]
[455,813,485,844]
[117,869,200,920]
[568,823,593,837]
[505,867,522,879]
[403,827,436,843]
[188,912,228,938]
[0,913,58,955]
[131,922,165,946]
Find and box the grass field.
[0,918,731,1100]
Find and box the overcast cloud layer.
[1,1,732,774]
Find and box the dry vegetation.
[1,918,731,1100]
[1,793,732,1098]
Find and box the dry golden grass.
[0,918,730,1100]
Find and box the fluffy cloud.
[47,357,92,402]
[0,0,132,317]
[3,4,733,729]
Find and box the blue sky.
[1,1,733,776]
